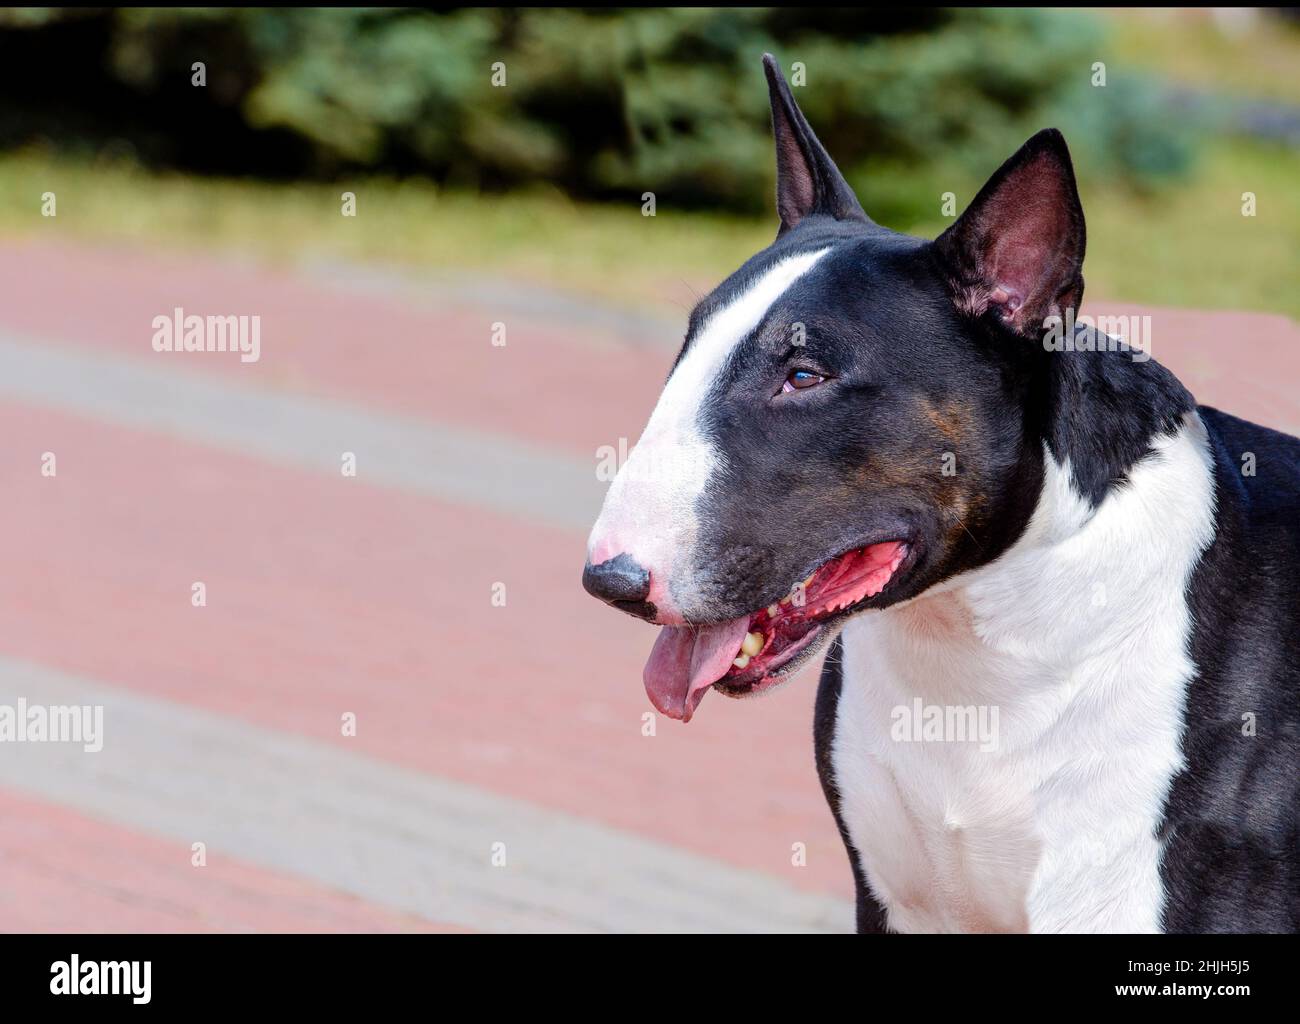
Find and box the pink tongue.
[643,616,751,723]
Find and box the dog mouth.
[643,540,911,722]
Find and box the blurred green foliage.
[1,7,1199,218]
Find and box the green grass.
[0,137,1296,320]
[1103,9,1300,106]
[0,151,770,317]
[1078,141,1300,319]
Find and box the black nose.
[582,554,656,620]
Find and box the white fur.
[588,248,830,610]
[832,412,1217,932]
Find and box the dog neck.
[874,405,1211,692]
[834,404,1217,932]
[1038,324,1196,507]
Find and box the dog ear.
[763,53,870,234]
[933,128,1086,337]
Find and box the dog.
[581,54,1298,933]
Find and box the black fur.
[1042,330,1195,506]
[1159,407,1300,933]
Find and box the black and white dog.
[582,55,1298,933]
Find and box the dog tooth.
[779,595,791,606]
[741,631,763,657]
[732,653,750,669]
[768,604,780,617]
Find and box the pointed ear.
[762,53,870,234]
[933,129,1086,336]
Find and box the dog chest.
[829,418,1216,933]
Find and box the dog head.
[583,54,1085,721]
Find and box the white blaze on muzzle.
[587,247,831,621]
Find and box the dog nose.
[582,554,656,620]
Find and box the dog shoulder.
[1160,406,1300,932]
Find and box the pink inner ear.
[972,152,1079,326]
[776,132,817,226]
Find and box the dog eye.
[782,369,825,393]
